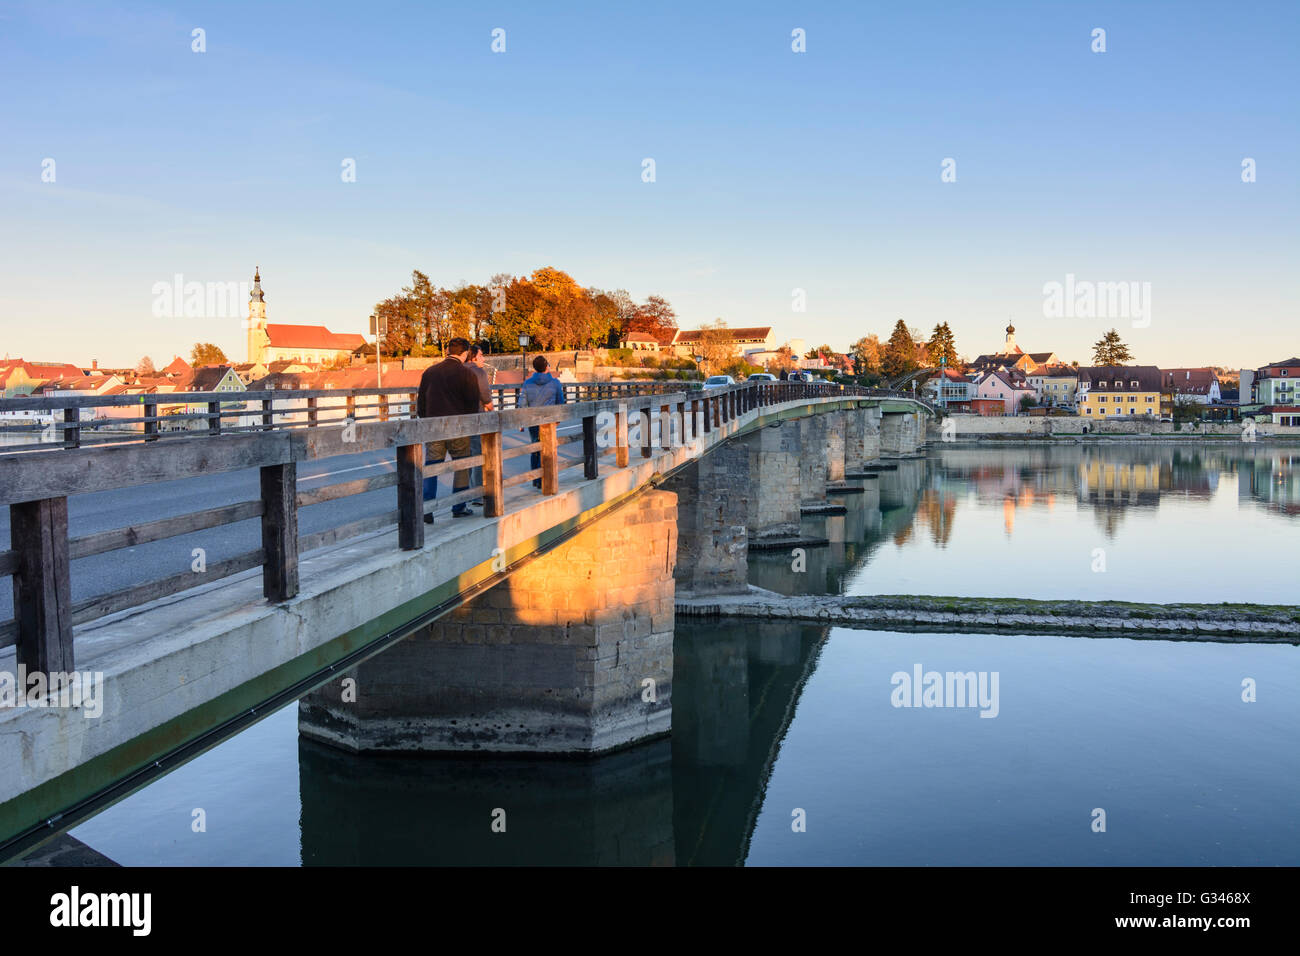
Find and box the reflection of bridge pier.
[294,618,828,866]
[672,620,828,865]
[297,735,676,866]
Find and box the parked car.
[702,375,735,389]
[746,373,776,382]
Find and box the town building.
[1075,366,1162,418]
[1026,364,1080,409]
[968,324,1059,375]
[666,326,776,359]
[974,369,1037,415]
[619,333,661,353]
[1242,357,1300,425]
[924,368,977,410]
[244,268,366,366]
[1160,368,1221,405]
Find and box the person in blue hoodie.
[517,356,566,488]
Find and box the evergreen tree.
[882,320,918,380]
[1092,328,1133,365]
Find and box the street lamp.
[519,334,530,369]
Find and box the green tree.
[928,322,958,368]
[1092,328,1133,366]
[190,343,227,366]
[851,335,881,375]
[881,320,918,380]
[696,319,735,375]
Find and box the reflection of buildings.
[1237,451,1300,517]
[751,445,1295,594]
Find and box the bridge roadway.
[0,382,932,858]
[0,423,586,624]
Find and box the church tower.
[1004,322,1017,353]
[246,267,269,364]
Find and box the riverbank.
[932,435,1300,446]
[677,590,1300,641]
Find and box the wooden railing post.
[306,396,318,427]
[63,407,80,449]
[582,414,599,479]
[616,405,629,467]
[379,394,390,422]
[262,397,274,432]
[208,400,221,435]
[10,496,74,674]
[482,429,505,515]
[345,394,356,424]
[640,405,652,458]
[259,463,298,601]
[144,401,159,441]
[396,443,424,550]
[539,422,559,494]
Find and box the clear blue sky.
[1,0,1296,369]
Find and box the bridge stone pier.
[299,490,677,755]
[880,409,924,458]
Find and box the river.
[65,443,1300,865]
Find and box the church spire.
[250,266,264,303]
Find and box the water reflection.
[297,621,829,866]
[750,445,1300,602]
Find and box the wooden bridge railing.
[0,380,699,455]
[0,380,912,674]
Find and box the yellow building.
[1076,366,1162,419]
[1027,364,1080,409]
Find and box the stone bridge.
[0,381,930,857]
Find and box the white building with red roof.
[244,268,366,367]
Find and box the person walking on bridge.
[465,345,495,507]
[516,355,565,489]
[417,337,481,521]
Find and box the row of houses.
[924,360,1298,424]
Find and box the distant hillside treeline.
[372,268,678,355]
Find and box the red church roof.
[265,324,366,351]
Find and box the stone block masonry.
[299,489,678,755]
[798,414,830,505]
[666,448,750,597]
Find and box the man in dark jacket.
[465,345,494,506]
[417,337,481,520]
[516,356,565,489]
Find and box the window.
[1145,396,1154,402]
[1130,380,1139,388]
[1097,381,1106,388]
[1128,396,1136,402]
[1097,396,1106,403]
